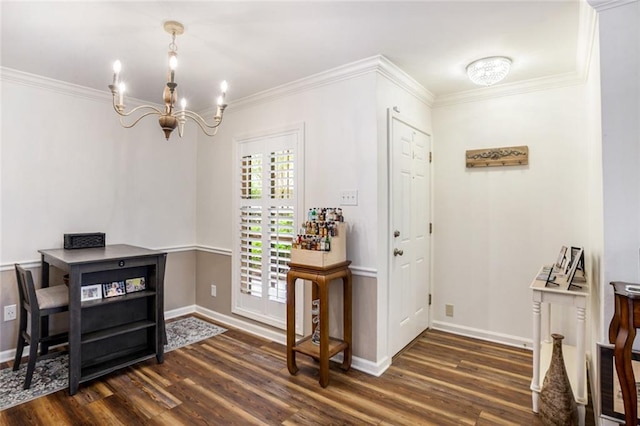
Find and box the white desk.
[530,267,589,426]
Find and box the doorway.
[388,109,431,357]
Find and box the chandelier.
[108,21,228,140]
[466,56,511,87]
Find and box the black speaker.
[63,233,106,249]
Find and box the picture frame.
[565,246,584,285]
[599,343,640,423]
[125,277,146,293]
[102,281,126,298]
[555,246,568,270]
[81,284,102,301]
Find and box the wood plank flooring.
[0,315,595,425]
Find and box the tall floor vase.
[539,334,579,425]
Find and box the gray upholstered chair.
[13,264,69,389]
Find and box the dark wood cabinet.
[39,244,166,395]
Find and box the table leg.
[40,257,50,355]
[286,273,298,375]
[614,297,637,426]
[576,305,586,426]
[531,299,542,412]
[318,277,330,388]
[68,267,82,395]
[341,272,352,371]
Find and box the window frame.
[232,123,305,332]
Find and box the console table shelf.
[39,244,166,395]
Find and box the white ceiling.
[1,1,582,110]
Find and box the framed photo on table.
[125,277,146,293]
[103,281,126,298]
[566,247,584,285]
[81,284,102,301]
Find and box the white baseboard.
[431,320,532,350]
[165,305,197,320]
[194,306,388,376]
[2,305,388,378]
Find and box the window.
[233,125,304,330]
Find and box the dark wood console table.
[609,281,640,426]
[39,244,166,395]
[286,261,352,387]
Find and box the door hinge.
[429,294,432,306]
[429,223,433,234]
[429,152,433,163]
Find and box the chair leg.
[24,313,40,389]
[12,308,28,371]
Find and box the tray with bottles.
[291,208,347,268]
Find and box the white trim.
[195,305,389,376]
[196,305,287,345]
[587,0,638,12]
[433,1,599,108]
[165,305,197,320]
[0,66,158,108]
[433,71,584,108]
[193,245,233,256]
[202,55,433,116]
[350,266,377,278]
[431,320,533,350]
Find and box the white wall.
[0,69,198,351]
[432,84,594,346]
[597,0,640,338]
[196,65,379,269]
[0,70,198,264]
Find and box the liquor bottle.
[324,236,331,252]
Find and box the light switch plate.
[340,190,358,206]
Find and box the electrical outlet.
[4,304,17,321]
[445,304,454,317]
[340,190,358,206]
[211,285,217,297]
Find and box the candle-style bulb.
[220,80,228,94]
[117,82,126,106]
[113,60,122,74]
[217,95,223,106]
[180,98,187,110]
[169,55,178,70]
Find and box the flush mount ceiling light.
[108,21,228,140]
[466,56,512,87]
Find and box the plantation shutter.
[234,126,303,330]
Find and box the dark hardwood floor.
[0,315,595,425]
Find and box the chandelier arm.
[181,110,223,130]
[119,111,163,129]
[180,112,221,137]
[112,100,164,117]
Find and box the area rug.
[0,316,226,411]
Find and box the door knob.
[394,230,400,238]
[394,248,404,256]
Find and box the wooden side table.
[286,260,352,387]
[609,281,640,426]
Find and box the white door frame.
[386,107,433,358]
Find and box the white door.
[389,110,431,357]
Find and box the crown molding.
[434,0,598,108]
[433,71,583,108]
[206,55,434,116]
[0,66,158,108]
[587,0,638,12]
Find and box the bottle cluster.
[306,207,344,223]
[292,207,346,252]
